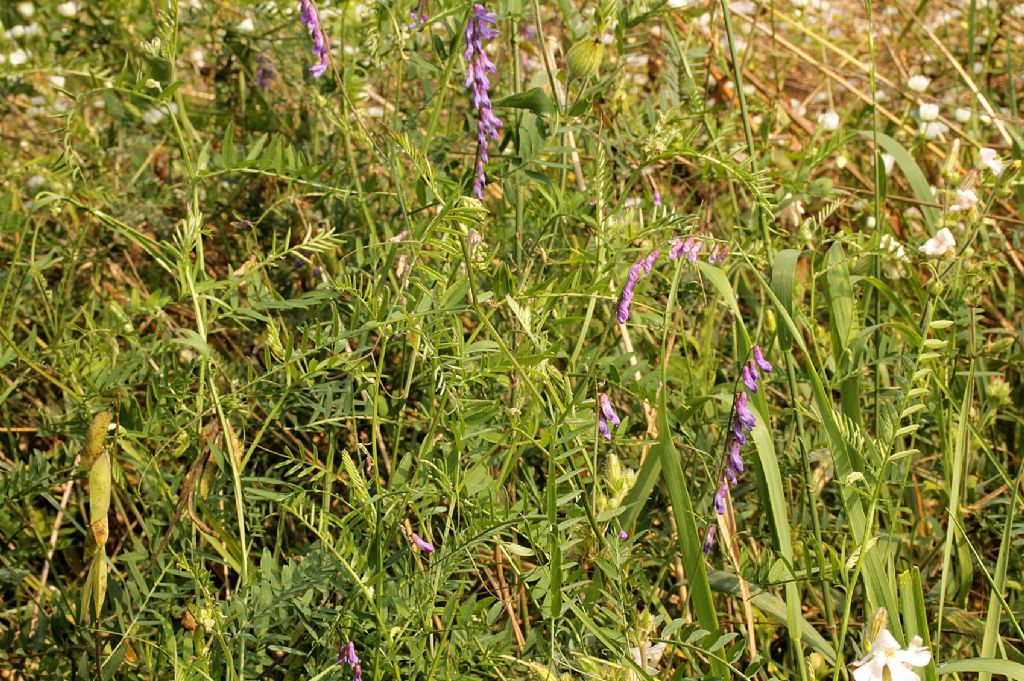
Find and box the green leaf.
[771,249,802,350]
[858,130,938,230]
[494,88,557,116]
[937,659,1024,680]
[709,570,836,663]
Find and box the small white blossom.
[954,107,971,123]
[978,147,1003,175]
[852,629,931,681]
[8,25,26,38]
[189,49,205,67]
[48,75,65,88]
[918,103,939,121]
[8,49,29,66]
[142,108,166,125]
[907,75,931,92]
[780,193,806,228]
[629,642,668,675]
[26,175,46,190]
[919,227,956,257]
[56,1,77,17]
[818,111,840,131]
[950,188,978,212]
[920,120,949,139]
[16,2,35,18]
[881,153,895,176]
[237,16,255,32]
[836,155,848,169]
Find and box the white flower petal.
[887,660,924,681]
[896,644,932,668]
[853,655,887,681]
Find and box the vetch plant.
[464,3,502,198]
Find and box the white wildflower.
[918,103,939,121]
[56,1,77,17]
[881,153,895,176]
[919,227,957,257]
[142,107,166,125]
[818,110,840,131]
[16,3,35,19]
[189,49,205,67]
[26,175,46,190]
[237,16,255,32]
[978,147,1002,175]
[8,49,29,66]
[48,75,65,88]
[629,641,668,676]
[780,193,806,228]
[852,629,931,681]
[907,75,930,93]
[954,107,971,123]
[950,188,978,212]
[920,120,949,139]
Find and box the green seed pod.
[566,39,603,80]
[82,410,112,470]
[89,450,111,547]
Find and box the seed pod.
[566,38,603,81]
[89,450,111,547]
[81,410,112,470]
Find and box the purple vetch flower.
[728,439,744,474]
[255,50,276,89]
[702,524,717,554]
[707,244,730,265]
[337,641,363,681]
[411,532,435,553]
[299,0,330,78]
[641,249,660,274]
[408,0,429,28]
[741,363,760,393]
[752,345,773,373]
[735,391,757,431]
[618,529,629,540]
[714,480,728,514]
[598,392,621,441]
[616,259,644,324]
[669,237,702,263]
[464,3,502,198]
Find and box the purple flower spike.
[703,524,717,554]
[464,4,502,198]
[338,641,362,679]
[714,479,728,514]
[753,345,773,373]
[616,260,644,323]
[598,392,620,441]
[299,0,330,78]
[411,532,435,553]
[686,239,702,263]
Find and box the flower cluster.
[597,393,621,440]
[299,0,330,78]
[337,641,363,681]
[464,4,503,198]
[707,346,772,550]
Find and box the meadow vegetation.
[1,0,1023,679]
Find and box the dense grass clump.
[1,0,1023,679]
